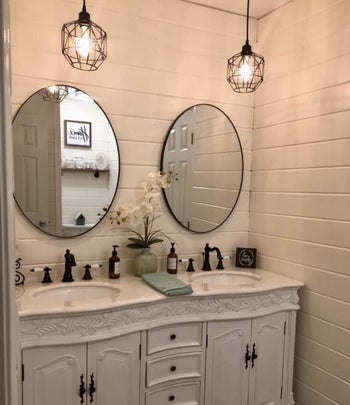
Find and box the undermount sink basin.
[31,282,121,307]
[190,270,261,291]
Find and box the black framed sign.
[235,247,257,269]
[64,120,92,147]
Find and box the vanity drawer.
[146,352,202,387]
[145,382,200,405]
[147,323,202,354]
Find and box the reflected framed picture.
[64,120,92,147]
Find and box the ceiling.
[180,0,292,19]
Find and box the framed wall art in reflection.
[64,120,92,147]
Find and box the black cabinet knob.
[170,365,176,372]
[169,395,175,401]
[170,334,176,340]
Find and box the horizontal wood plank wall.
[192,111,242,230]
[252,0,350,404]
[10,0,253,279]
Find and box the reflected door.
[13,94,61,235]
[161,104,244,233]
[163,113,194,228]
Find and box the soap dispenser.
[167,243,178,275]
[109,245,120,279]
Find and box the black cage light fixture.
[61,0,107,71]
[227,0,264,93]
[40,85,69,103]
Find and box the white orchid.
[110,171,177,249]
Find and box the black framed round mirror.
[13,85,120,237]
[161,104,243,233]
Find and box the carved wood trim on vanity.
[20,288,300,348]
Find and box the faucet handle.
[186,258,195,272]
[82,264,102,280]
[42,267,53,283]
[216,257,224,270]
[216,255,232,270]
[82,264,92,280]
[179,258,196,272]
[30,266,53,283]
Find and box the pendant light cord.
[82,0,86,12]
[246,0,250,44]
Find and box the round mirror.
[13,85,120,237]
[161,104,243,233]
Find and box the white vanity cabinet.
[19,270,303,405]
[22,332,140,405]
[141,322,205,405]
[206,312,289,405]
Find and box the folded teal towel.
[142,272,193,296]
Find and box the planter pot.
[134,248,157,277]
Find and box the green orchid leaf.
[128,237,145,244]
[147,238,163,246]
[126,243,145,249]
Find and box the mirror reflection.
[13,85,120,237]
[161,104,243,233]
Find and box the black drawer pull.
[245,344,251,369]
[251,343,258,368]
[79,374,86,405]
[170,365,176,372]
[170,334,176,340]
[89,373,96,403]
[169,395,175,401]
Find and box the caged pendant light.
[40,85,69,103]
[61,0,107,71]
[227,0,264,93]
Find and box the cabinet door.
[88,333,140,405]
[22,344,86,405]
[205,319,251,405]
[248,312,286,405]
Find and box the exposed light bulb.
[240,57,252,82]
[61,1,107,71]
[48,85,58,94]
[76,25,91,58]
[226,0,264,92]
[40,85,68,103]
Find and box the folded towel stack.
[141,272,193,296]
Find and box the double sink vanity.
[17,268,303,405]
[13,84,303,405]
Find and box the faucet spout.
[212,247,224,269]
[202,244,224,271]
[62,249,76,282]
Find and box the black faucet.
[62,249,76,282]
[202,243,224,271]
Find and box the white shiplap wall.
[11,0,253,280]
[252,0,350,404]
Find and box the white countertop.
[17,268,304,318]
